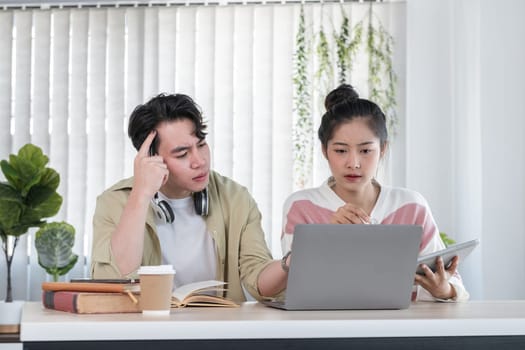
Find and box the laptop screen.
[276,224,422,310]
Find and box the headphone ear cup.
[158,200,175,223]
[194,188,209,216]
[151,194,175,224]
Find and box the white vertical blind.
[175,7,196,95]
[0,13,12,153]
[27,11,51,300]
[67,9,89,279]
[13,11,32,150]
[232,5,253,189]
[48,9,69,222]
[124,8,144,176]
[106,9,126,190]
[86,9,107,236]
[270,5,294,254]
[194,6,216,155]
[11,10,32,300]
[213,6,234,178]
[31,12,51,151]
[0,2,405,301]
[143,8,159,97]
[252,5,273,252]
[158,7,176,93]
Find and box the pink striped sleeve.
[283,200,333,236]
[380,203,438,251]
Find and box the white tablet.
[416,238,479,275]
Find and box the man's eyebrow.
[170,139,206,154]
[170,146,190,154]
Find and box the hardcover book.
[42,290,141,314]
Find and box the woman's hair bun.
[324,84,359,111]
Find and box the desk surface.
[20,300,525,341]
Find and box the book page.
[172,280,227,302]
[171,294,239,308]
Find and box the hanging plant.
[366,2,398,137]
[292,2,398,186]
[334,4,363,85]
[315,5,333,110]
[292,4,313,189]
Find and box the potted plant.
[0,143,62,332]
[35,222,78,282]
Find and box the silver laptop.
[264,224,422,310]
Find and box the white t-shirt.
[155,192,217,289]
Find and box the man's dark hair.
[128,93,207,153]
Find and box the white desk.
[20,300,525,349]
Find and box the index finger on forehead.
[138,131,156,156]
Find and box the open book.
[171,280,239,308]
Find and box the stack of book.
[42,280,141,314]
[42,279,239,314]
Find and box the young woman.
[281,84,469,301]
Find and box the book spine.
[42,291,78,313]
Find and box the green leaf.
[2,222,36,237]
[55,255,79,276]
[440,232,456,247]
[5,156,41,197]
[27,185,58,207]
[39,168,60,192]
[27,168,62,206]
[0,161,19,185]
[35,222,77,277]
[18,143,49,169]
[0,201,22,232]
[0,182,22,203]
[32,192,62,218]
[2,144,51,197]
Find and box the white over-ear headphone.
[151,188,209,224]
[151,193,175,224]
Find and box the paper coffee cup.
[137,265,175,316]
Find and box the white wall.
[479,0,525,299]
[406,0,525,300]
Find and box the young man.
[91,93,289,302]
